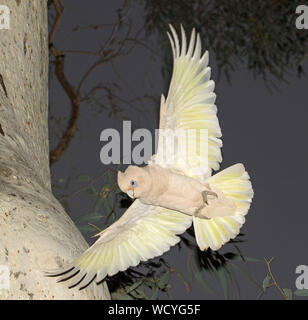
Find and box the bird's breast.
[140,165,205,215]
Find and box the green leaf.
[229,262,263,291]
[130,284,149,300]
[186,257,194,282]
[283,288,293,300]
[75,212,103,225]
[78,174,91,182]
[232,255,260,263]
[194,267,217,296]
[103,196,113,212]
[157,270,171,289]
[262,274,271,291]
[106,211,116,226]
[100,184,112,194]
[88,185,98,196]
[77,224,97,233]
[226,266,241,299]
[217,267,228,299]
[150,287,159,300]
[125,280,143,294]
[94,198,103,212]
[294,289,308,297]
[174,269,190,293]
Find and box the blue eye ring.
[130,180,138,188]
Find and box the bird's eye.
[130,180,138,188]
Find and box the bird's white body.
[119,164,236,219]
[139,164,206,214]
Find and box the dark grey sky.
[49,0,308,299]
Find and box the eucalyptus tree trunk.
[0,0,110,299]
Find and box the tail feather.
[193,163,253,251]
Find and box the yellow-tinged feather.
[193,163,253,251]
[155,25,222,180]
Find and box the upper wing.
[47,200,192,289]
[154,25,222,180]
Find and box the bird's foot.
[202,190,218,205]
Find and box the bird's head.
[117,165,152,199]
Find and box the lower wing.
[46,200,192,289]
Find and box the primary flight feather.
[47,25,253,289]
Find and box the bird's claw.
[202,190,218,205]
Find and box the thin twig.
[264,257,288,300]
[61,50,103,57]
[88,223,102,233]
[76,23,134,95]
[49,46,80,165]
[99,23,119,56]
[59,168,117,202]
[49,0,63,44]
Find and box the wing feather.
[46,200,192,289]
[193,164,253,251]
[154,25,222,180]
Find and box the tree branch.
[48,8,148,165]
[49,0,63,44]
[49,46,80,165]
[264,257,288,300]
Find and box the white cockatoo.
[48,25,253,289]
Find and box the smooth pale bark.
[0,0,110,299]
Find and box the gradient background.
[48,0,308,299]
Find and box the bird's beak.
[127,189,134,199]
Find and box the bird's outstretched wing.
[46,200,192,289]
[154,25,222,180]
[153,26,253,252]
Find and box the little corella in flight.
[47,25,253,289]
